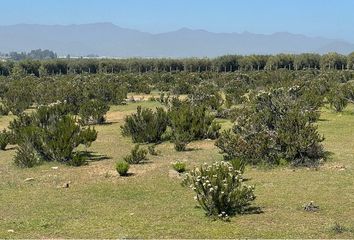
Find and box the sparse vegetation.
[0,61,353,238]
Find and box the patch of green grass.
[0,104,353,238]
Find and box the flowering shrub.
[183,161,255,220]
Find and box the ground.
[0,101,353,238]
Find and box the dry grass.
[0,101,353,238]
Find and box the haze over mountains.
[0,23,353,57]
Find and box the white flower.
[209,188,214,192]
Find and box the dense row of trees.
[2,52,354,76]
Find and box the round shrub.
[183,161,256,220]
[172,161,186,173]
[116,160,129,176]
[79,99,110,125]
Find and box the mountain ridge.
[0,23,353,57]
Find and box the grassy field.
[0,102,353,238]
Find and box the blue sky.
[1,0,354,42]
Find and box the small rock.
[7,229,15,233]
[24,177,35,182]
[62,181,71,188]
[51,166,59,170]
[130,213,134,216]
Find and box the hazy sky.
[1,0,354,42]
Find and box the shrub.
[14,128,43,168]
[0,129,9,150]
[123,145,148,164]
[216,88,324,167]
[121,106,169,143]
[172,161,186,173]
[79,99,110,125]
[147,144,159,156]
[230,158,246,173]
[67,152,87,166]
[183,161,256,219]
[3,78,34,115]
[173,132,191,151]
[189,83,224,111]
[40,115,97,164]
[169,99,220,151]
[330,222,349,234]
[116,160,130,176]
[9,104,98,167]
[327,84,348,112]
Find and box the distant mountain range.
[0,23,353,57]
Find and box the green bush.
[327,84,348,112]
[3,78,34,115]
[216,88,324,166]
[116,160,130,176]
[121,106,169,143]
[79,99,110,125]
[183,161,256,220]
[123,145,148,164]
[230,158,246,173]
[0,129,9,150]
[14,128,43,168]
[9,104,97,167]
[173,132,191,151]
[169,99,220,151]
[172,161,186,173]
[67,152,87,167]
[188,83,224,111]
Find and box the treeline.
[1,52,354,76]
[3,49,57,61]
